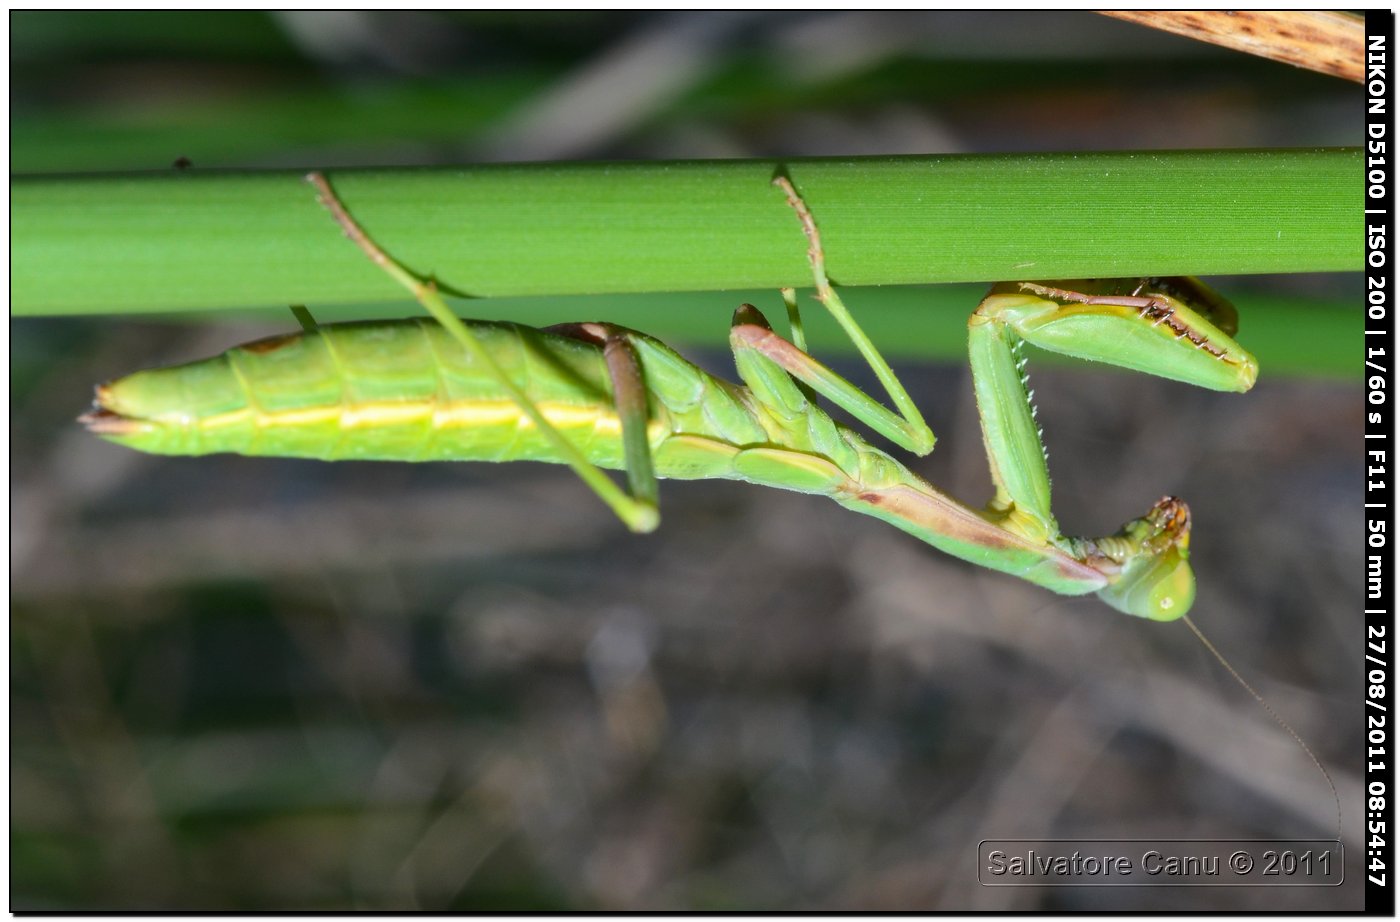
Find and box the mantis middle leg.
[771,175,937,456]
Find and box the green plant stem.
[13,149,1357,317]
[199,284,1352,379]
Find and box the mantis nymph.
[84,173,1258,620]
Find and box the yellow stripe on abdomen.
[191,397,660,463]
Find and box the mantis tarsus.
[84,171,1259,621]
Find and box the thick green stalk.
[13,149,1357,316]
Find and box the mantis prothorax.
[83,172,1258,620]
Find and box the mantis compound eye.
[1102,545,1196,621]
[1095,497,1196,621]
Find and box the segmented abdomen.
[95,319,771,470]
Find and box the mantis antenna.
[1182,614,1342,842]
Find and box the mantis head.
[1094,497,1195,621]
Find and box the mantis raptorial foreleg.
[306,171,661,533]
[968,279,1257,543]
[962,278,1257,618]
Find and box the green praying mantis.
[83,172,1259,620]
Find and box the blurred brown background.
[12,11,1362,910]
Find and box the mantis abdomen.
[89,319,743,466]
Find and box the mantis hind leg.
[546,322,660,516]
[305,172,659,533]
